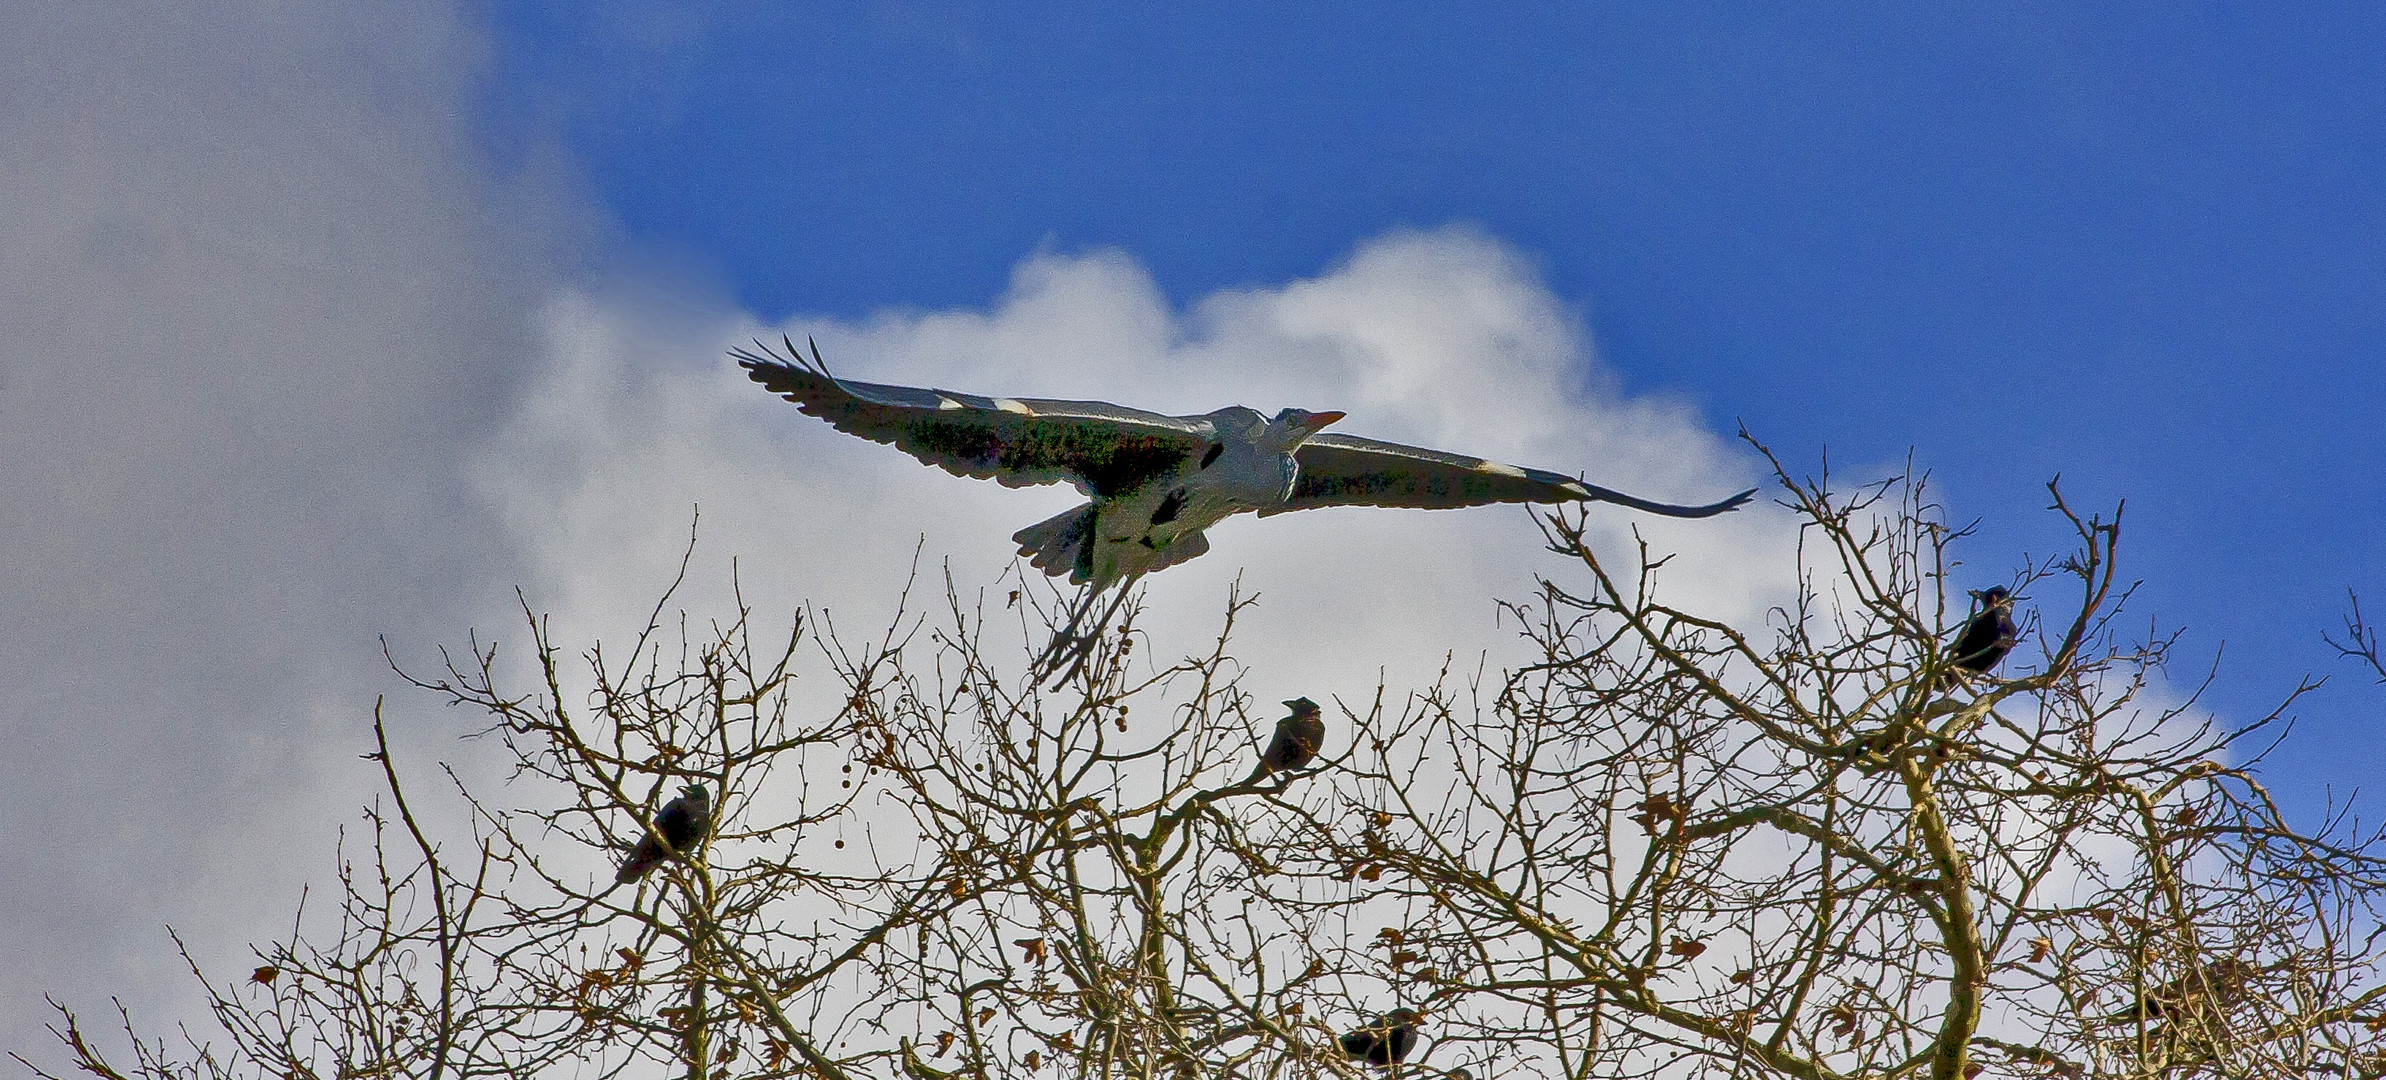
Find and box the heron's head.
[1971,586,2013,608]
[1283,696,1321,718]
[1265,408,1344,448]
[681,783,710,804]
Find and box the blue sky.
[484,2,2385,786]
[5,1,2383,1058]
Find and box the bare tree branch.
[27,463,2386,1080]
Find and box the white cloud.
[0,1,576,1056]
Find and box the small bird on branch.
[1950,586,2018,673]
[617,783,711,884]
[1248,697,1327,782]
[1340,1008,1423,1067]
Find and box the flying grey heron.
[617,783,710,884]
[735,337,1753,673]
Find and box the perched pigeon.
[1250,697,1327,781]
[1950,586,2018,673]
[736,338,1753,596]
[617,784,711,884]
[1340,1009,1423,1067]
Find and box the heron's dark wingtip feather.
[1657,486,1759,518]
[1704,487,1761,515]
[732,337,848,406]
[1572,482,1761,518]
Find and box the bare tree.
[24,455,2386,1080]
[1280,452,2386,1080]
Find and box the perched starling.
[1339,1009,1422,1067]
[2102,958,2257,1025]
[616,784,711,883]
[1950,586,2018,673]
[1251,697,1327,780]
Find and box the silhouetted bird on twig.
[1340,1009,1422,1067]
[1249,697,1326,781]
[617,783,711,883]
[1950,586,2018,673]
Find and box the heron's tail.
[1013,504,1099,584]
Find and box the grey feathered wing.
[736,339,1212,499]
[1265,433,1755,518]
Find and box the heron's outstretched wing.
[736,338,1211,498]
[1266,433,1756,518]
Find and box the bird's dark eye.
[1200,443,1224,469]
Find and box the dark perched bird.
[1340,1009,1422,1067]
[736,338,1753,595]
[1950,586,2018,673]
[1250,697,1327,781]
[617,784,711,884]
[2102,958,2257,1025]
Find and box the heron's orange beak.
[1305,410,1345,431]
